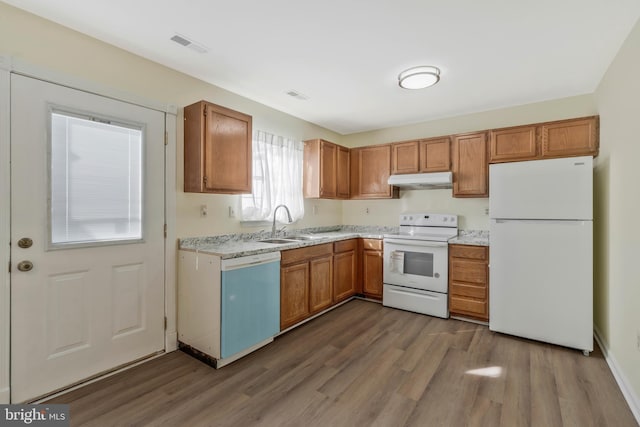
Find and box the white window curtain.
[241,130,304,222]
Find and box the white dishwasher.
[178,250,280,367]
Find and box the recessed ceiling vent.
[286,90,309,101]
[170,34,208,54]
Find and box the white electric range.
[382,213,458,318]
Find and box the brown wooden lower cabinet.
[280,262,310,330]
[333,239,357,303]
[448,244,489,321]
[309,255,333,314]
[361,239,383,300]
[280,238,384,330]
[281,244,333,330]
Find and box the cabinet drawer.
[281,243,333,265]
[334,239,357,253]
[449,244,487,260]
[450,282,486,299]
[362,239,382,251]
[450,295,487,318]
[450,259,486,284]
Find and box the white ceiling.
[6,0,640,134]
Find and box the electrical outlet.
[228,206,236,218]
[365,207,370,214]
[200,204,208,217]
[485,207,489,215]
[313,205,319,215]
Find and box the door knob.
[17,261,33,272]
[17,238,33,249]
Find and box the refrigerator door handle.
[494,219,588,225]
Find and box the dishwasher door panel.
[220,260,280,359]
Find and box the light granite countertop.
[448,230,490,246]
[179,226,396,259]
[179,226,489,259]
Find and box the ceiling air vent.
[286,90,309,101]
[170,34,208,54]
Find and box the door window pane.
[50,110,143,246]
[403,252,434,277]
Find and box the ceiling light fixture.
[398,66,441,89]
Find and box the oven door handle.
[383,238,448,248]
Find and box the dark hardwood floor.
[48,300,638,426]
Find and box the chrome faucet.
[272,204,293,237]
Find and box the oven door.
[383,238,448,293]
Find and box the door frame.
[0,54,178,403]
[0,57,10,404]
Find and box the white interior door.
[10,75,166,403]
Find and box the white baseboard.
[594,326,640,424]
[0,387,9,404]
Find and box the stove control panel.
[399,213,458,227]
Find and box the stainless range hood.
[387,171,452,189]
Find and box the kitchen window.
[241,130,304,222]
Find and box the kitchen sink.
[283,235,315,241]
[258,238,295,244]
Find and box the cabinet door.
[362,249,383,299]
[320,141,337,198]
[204,103,252,193]
[541,117,598,158]
[336,146,350,199]
[391,141,419,174]
[419,137,451,172]
[351,145,398,199]
[310,255,333,314]
[452,132,488,197]
[333,250,356,302]
[280,262,310,330]
[489,126,537,163]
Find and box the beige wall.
[595,17,640,408]
[0,1,600,236]
[0,2,343,238]
[341,96,597,229]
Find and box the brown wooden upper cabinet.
[489,125,537,163]
[541,116,599,158]
[489,116,599,163]
[452,132,488,198]
[420,137,451,172]
[183,100,252,194]
[303,139,349,199]
[350,144,399,199]
[336,146,350,199]
[391,137,451,174]
[391,140,420,174]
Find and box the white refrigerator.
[489,155,593,354]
